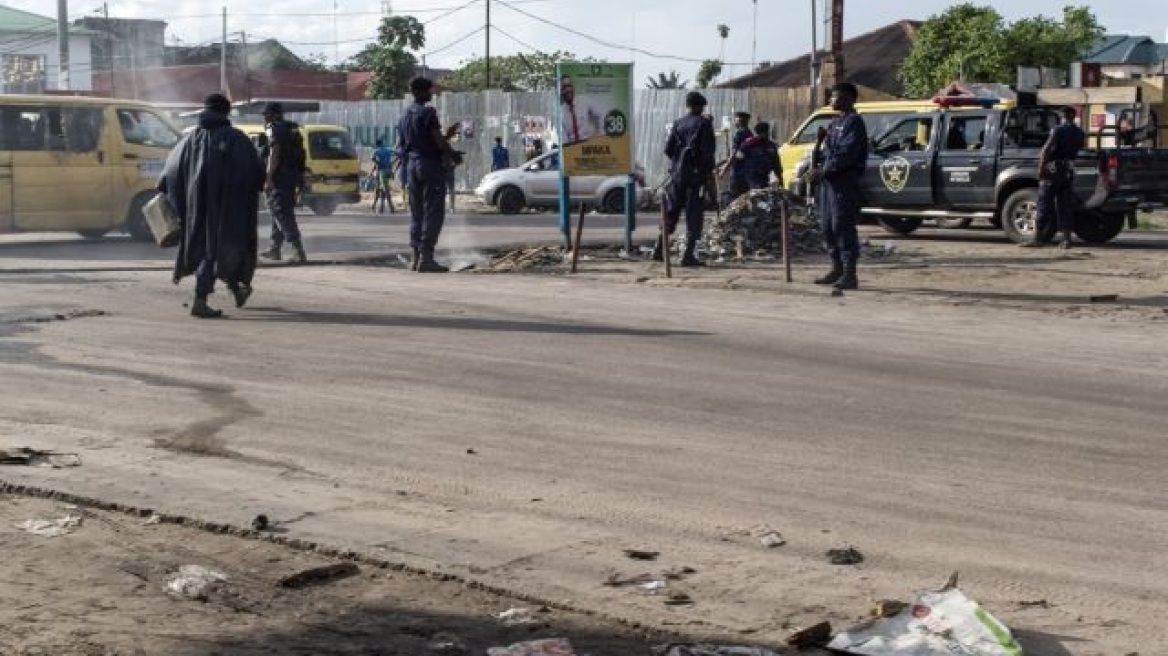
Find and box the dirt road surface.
[1,221,1166,655]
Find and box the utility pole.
[750,0,757,73]
[103,2,115,96]
[242,30,251,103]
[56,0,70,91]
[809,0,818,111]
[485,0,491,89]
[220,6,229,96]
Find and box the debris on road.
[166,564,227,601]
[826,546,864,565]
[278,562,359,589]
[495,607,540,626]
[664,591,694,606]
[758,531,786,548]
[603,572,654,587]
[487,638,577,656]
[786,621,833,649]
[642,579,668,592]
[624,549,660,561]
[827,582,1023,655]
[480,246,564,272]
[15,514,83,537]
[0,447,82,468]
[251,514,270,531]
[873,600,908,618]
[654,644,781,656]
[664,566,697,580]
[703,189,823,261]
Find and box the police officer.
[729,111,752,198]
[810,82,868,290]
[259,102,307,264]
[397,77,450,272]
[738,121,782,190]
[1030,106,1085,249]
[655,91,716,267]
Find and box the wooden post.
[659,201,672,279]
[570,203,585,273]
[780,196,792,283]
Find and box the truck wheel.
[125,193,155,242]
[877,217,923,235]
[496,186,525,215]
[310,199,337,216]
[1074,211,1125,244]
[935,217,972,229]
[602,188,626,214]
[1000,188,1055,244]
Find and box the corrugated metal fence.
[293,87,814,191]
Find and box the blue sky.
[7,0,1166,83]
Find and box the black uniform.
[729,126,752,196]
[264,119,303,248]
[739,135,781,189]
[818,112,868,268]
[664,114,716,246]
[1038,121,1086,238]
[397,101,446,259]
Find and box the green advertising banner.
[555,62,633,177]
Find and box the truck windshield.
[309,130,356,160]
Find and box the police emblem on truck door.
[880,156,911,193]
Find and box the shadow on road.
[240,307,710,337]
[876,286,1168,308]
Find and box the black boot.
[190,296,223,319]
[833,262,858,290]
[287,240,307,264]
[416,251,448,273]
[230,284,253,309]
[260,243,282,261]
[649,236,664,262]
[814,261,843,285]
[679,242,704,267]
[410,248,420,271]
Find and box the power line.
[491,24,540,54]
[427,25,485,56]
[494,0,752,65]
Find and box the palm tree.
[646,71,688,89]
[717,24,730,61]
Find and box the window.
[791,115,834,144]
[943,116,988,150]
[307,130,356,160]
[1,55,45,94]
[0,106,103,152]
[117,109,180,148]
[875,117,934,152]
[1003,108,1059,148]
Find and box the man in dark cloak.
[159,93,265,318]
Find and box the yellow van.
[0,95,180,240]
[238,124,360,216]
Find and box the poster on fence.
[555,62,633,177]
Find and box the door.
[935,112,995,208]
[112,107,179,214]
[526,152,561,201]
[0,151,12,233]
[862,114,936,208]
[7,104,111,232]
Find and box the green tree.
[646,71,688,89]
[899,3,1103,98]
[363,16,426,99]
[696,59,723,89]
[441,52,603,92]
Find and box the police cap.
[685,91,708,108]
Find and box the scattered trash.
[481,246,564,272]
[1089,294,1119,303]
[495,607,539,626]
[873,600,908,618]
[664,591,694,606]
[604,572,654,587]
[703,189,823,261]
[278,562,359,589]
[826,546,864,565]
[642,580,668,591]
[654,644,781,656]
[166,565,227,601]
[827,578,1023,656]
[251,514,270,531]
[466,448,477,455]
[664,566,697,580]
[0,447,82,468]
[624,549,660,561]
[758,531,786,548]
[786,621,833,649]
[145,514,163,525]
[15,514,83,538]
[1018,599,1051,609]
[428,632,468,653]
[487,638,576,656]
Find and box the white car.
[475,151,647,215]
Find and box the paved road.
[1,214,1166,654]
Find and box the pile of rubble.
[479,246,564,272]
[701,189,823,261]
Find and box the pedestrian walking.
[738,121,782,190]
[491,136,510,171]
[397,77,452,272]
[654,91,716,267]
[1029,106,1085,249]
[810,82,867,290]
[259,102,308,263]
[158,93,264,318]
[370,138,396,214]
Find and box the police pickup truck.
[850,98,1168,244]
